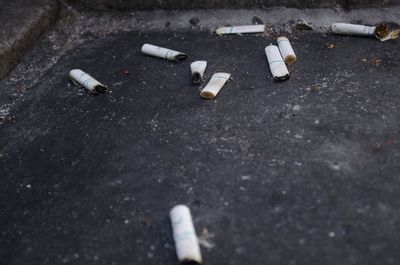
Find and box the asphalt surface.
[1,29,400,265]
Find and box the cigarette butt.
[277,36,297,65]
[215,25,265,35]
[265,45,290,81]
[69,69,107,94]
[200,73,231,99]
[190,61,207,85]
[141,44,187,62]
[331,23,375,37]
[170,205,202,264]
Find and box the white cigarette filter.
[190,61,207,85]
[215,25,265,35]
[141,44,187,62]
[170,205,202,264]
[331,23,375,37]
[69,69,107,94]
[265,45,290,81]
[200,72,231,99]
[277,36,297,65]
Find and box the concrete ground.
[1,7,400,265]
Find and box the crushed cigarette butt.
[190,61,207,85]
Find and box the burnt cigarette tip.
[285,55,297,65]
[176,54,188,61]
[200,91,215,99]
[181,260,202,265]
[95,85,107,94]
[191,73,202,85]
[274,74,290,82]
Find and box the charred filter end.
[175,54,188,62]
[94,85,107,94]
[190,61,207,85]
[374,22,390,39]
[181,260,202,265]
[191,73,202,86]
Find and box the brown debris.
[374,22,390,39]
[15,85,25,93]
[362,57,382,66]
[325,43,337,49]
[371,58,383,66]
[296,19,313,31]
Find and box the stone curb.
[66,0,400,10]
[0,0,61,79]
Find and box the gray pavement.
[0,0,60,78]
[1,7,400,265]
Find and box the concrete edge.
[78,7,400,33]
[0,0,61,79]
[65,0,400,10]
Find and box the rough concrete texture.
[67,0,400,10]
[0,0,60,79]
[1,6,400,101]
[1,8,400,265]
